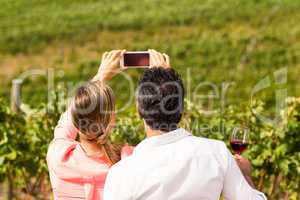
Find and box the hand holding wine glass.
[230,127,249,155]
[230,127,255,188]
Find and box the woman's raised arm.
[92,49,126,82]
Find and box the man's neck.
[146,128,165,138]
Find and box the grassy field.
[0,0,300,114]
[1,0,300,53]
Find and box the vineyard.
[0,95,299,199]
[0,0,300,199]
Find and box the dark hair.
[137,67,184,132]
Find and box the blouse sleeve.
[53,107,78,140]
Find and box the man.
[103,50,267,200]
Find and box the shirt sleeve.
[103,159,135,200]
[103,166,124,200]
[221,143,267,200]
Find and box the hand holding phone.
[94,49,125,82]
[149,49,170,69]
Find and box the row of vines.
[0,93,299,199]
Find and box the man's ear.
[143,120,149,131]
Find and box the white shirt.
[103,128,267,200]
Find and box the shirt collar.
[134,128,192,154]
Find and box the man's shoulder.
[109,155,135,175]
[184,135,230,167]
[179,132,228,157]
[186,134,227,148]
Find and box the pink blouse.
[47,108,133,200]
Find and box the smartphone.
[121,51,150,68]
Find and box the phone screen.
[123,52,149,67]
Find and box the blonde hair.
[71,81,121,164]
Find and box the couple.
[47,50,267,200]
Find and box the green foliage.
[0,97,60,196]
[0,98,26,183]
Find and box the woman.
[47,50,132,200]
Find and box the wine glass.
[230,127,249,155]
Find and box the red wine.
[230,140,248,154]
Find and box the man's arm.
[103,169,117,200]
[234,154,256,188]
[103,165,129,200]
[221,143,267,200]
